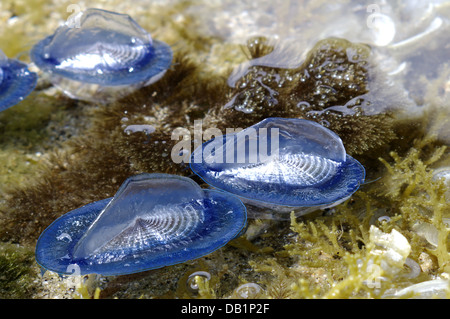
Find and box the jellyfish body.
[35,174,247,276]
[0,50,37,112]
[30,8,172,103]
[190,118,365,218]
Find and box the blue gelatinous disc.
[30,8,172,87]
[0,51,37,112]
[190,117,365,210]
[35,173,247,276]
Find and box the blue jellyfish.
[0,50,37,112]
[30,8,173,103]
[190,117,366,219]
[35,173,247,276]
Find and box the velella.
[35,173,247,276]
[190,118,365,219]
[0,50,37,112]
[30,8,173,103]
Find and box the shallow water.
[0,0,449,299]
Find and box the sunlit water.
[0,0,449,299]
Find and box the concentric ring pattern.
[35,174,247,276]
[190,117,365,210]
[216,153,340,187]
[98,202,205,254]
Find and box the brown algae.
[0,1,449,299]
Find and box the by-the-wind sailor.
[0,50,37,112]
[35,173,246,276]
[190,118,365,219]
[30,8,172,103]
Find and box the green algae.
[240,135,450,299]
[144,129,447,300]
[0,243,38,298]
[0,1,449,300]
[0,93,70,146]
[0,148,42,194]
[379,139,450,273]
[0,0,61,57]
[0,92,84,195]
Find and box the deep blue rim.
[35,189,247,276]
[0,59,37,111]
[30,37,172,86]
[190,135,366,208]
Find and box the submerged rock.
[213,37,412,155]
